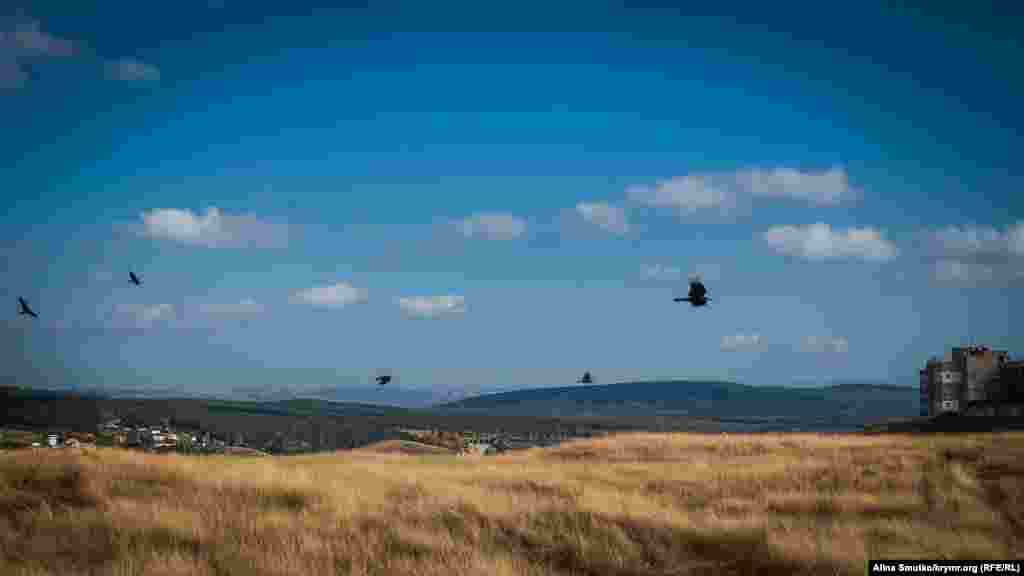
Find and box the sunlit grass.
[2,432,1022,575]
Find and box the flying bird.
[578,371,593,384]
[375,369,394,387]
[129,272,141,286]
[17,297,38,318]
[673,275,711,307]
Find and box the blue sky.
[2,2,1021,400]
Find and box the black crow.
[375,369,394,387]
[673,276,711,307]
[17,297,38,318]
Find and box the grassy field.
[359,440,457,455]
[1,432,1022,575]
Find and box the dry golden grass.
[357,440,457,455]
[2,432,1022,575]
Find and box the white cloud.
[645,264,683,282]
[575,202,629,235]
[928,221,1024,286]
[932,222,1023,258]
[736,167,857,205]
[140,207,286,248]
[626,167,859,216]
[114,303,175,328]
[800,336,849,354]
[721,333,765,352]
[763,223,897,262]
[453,213,526,240]
[198,298,265,320]
[105,58,160,82]
[293,283,368,309]
[627,175,734,214]
[933,260,999,285]
[398,295,466,319]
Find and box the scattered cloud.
[398,295,466,319]
[763,223,898,262]
[2,17,76,57]
[721,333,766,352]
[1,14,158,88]
[113,303,176,329]
[936,221,1024,259]
[626,167,859,216]
[736,167,858,205]
[140,207,287,248]
[635,263,721,289]
[453,213,526,240]
[927,221,1024,286]
[0,16,76,88]
[198,298,265,320]
[105,58,160,82]
[575,202,629,235]
[800,336,849,354]
[627,175,734,214]
[933,260,999,286]
[644,264,683,282]
[292,283,368,309]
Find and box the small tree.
[177,434,194,454]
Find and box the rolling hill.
[2,379,923,437]
[438,380,920,431]
[0,386,646,453]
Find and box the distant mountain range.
[436,380,919,432]
[302,386,442,408]
[22,379,920,432]
[46,384,443,408]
